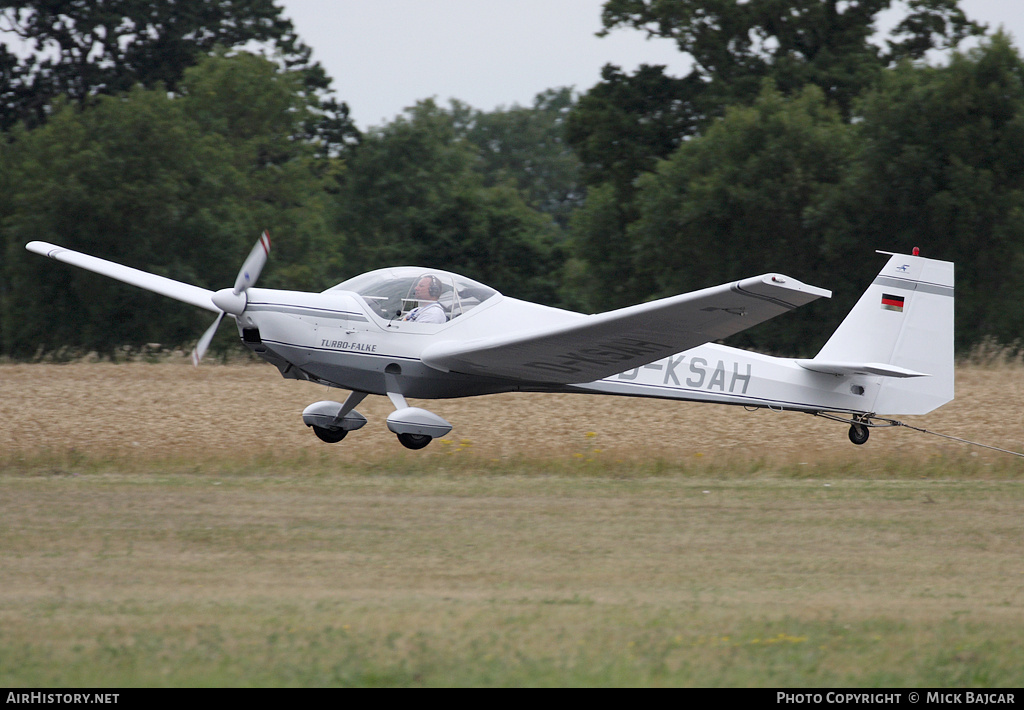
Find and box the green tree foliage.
[567,0,986,316]
[565,181,643,311]
[0,52,336,356]
[564,64,703,309]
[335,99,566,306]
[628,83,856,352]
[599,0,983,112]
[177,51,343,290]
[0,0,357,152]
[464,87,583,229]
[825,34,1024,349]
[571,0,983,198]
[567,64,701,203]
[621,34,1024,353]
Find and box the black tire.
[397,432,432,450]
[312,425,347,443]
[848,424,869,445]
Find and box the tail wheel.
[397,433,432,450]
[849,424,869,445]
[312,425,347,443]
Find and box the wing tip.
[760,274,832,300]
[25,241,61,258]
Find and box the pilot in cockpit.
[402,275,448,323]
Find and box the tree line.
[2,0,1023,358]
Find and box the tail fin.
[799,251,954,415]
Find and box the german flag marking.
[881,293,905,312]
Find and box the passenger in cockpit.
[403,275,447,323]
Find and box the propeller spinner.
[191,231,271,365]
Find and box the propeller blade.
[232,230,271,295]
[191,311,225,367]
[194,231,270,365]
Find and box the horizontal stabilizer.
[794,360,929,378]
[26,241,218,313]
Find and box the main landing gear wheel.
[848,423,870,445]
[312,425,347,443]
[397,433,432,450]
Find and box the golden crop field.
[2,358,1024,464]
[1,360,1023,687]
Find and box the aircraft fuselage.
[238,287,875,415]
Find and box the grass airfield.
[1,360,1023,687]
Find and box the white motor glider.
[26,236,953,449]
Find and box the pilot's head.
[413,275,442,301]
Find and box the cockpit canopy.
[327,267,499,321]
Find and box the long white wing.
[26,241,219,313]
[422,273,831,384]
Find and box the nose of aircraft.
[211,287,247,315]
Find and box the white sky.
[280,0,1024,129]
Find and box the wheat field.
[2,358,1024,464]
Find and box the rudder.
[811,251,954,415]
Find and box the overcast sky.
[279,0,1024,129]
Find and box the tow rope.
[889,420,1024,458]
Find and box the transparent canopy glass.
[327,267,499,321]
